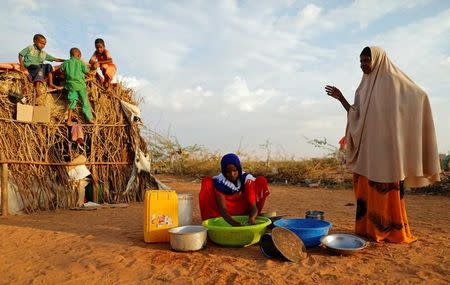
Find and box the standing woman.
[325,46,440,243]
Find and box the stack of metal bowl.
[320,233,367,255]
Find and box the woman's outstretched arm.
[325,85,350,112]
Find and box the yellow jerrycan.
[143,190,179,243]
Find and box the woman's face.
[224,164,239,182]
[360,55,372,74]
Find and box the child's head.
[224,164,239,183]
[220,153,242,183]
[33,34,46,50]
[94,38,106,53]
[70,47,81,58]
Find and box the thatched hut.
[0,64,160,214]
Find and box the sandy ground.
[1,175,449,285]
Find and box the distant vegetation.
[143,129,352,188]
[142,128,450,195]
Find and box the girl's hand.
[248,216,256,225]
[325,85,343,101]
[230,220,243,227]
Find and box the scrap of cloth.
[345,46,440,188]
[71,124,84,142]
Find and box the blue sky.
[1,0,449,158]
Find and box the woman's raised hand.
[325,85,343,101]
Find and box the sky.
[1,0,449,159]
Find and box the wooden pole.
[1,153,8,216]
[91,94,99,204]
[0,160,131,166]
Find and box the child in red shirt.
[89,38,116,90]
[199,153,270,226]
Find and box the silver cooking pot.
[168,225,207,251]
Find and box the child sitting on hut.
[89,38,117,90]
[18,34,65,99]
[199,153,270,226]
[61,48,94,126]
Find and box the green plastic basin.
[202,216,271,247]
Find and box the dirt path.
[0,175,449,284]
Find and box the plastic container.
[259,233,284,259]
[177,193,193,226]
[202,216,271,247]
[143,190,179,243]
[273,218,332,248]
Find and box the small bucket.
[305,210,325,220]
[259,233,285,259]
[177,193,193,226]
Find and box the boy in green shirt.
[60,48,94,126]
[18,34,64,99]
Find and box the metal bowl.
[305,210,324,220]
[168,225,207,251]
[320,233,367,255]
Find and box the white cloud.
[223,77,280,112]
[441,56,450,67]
[115,75,150,90]
[141,84,214,112]
[170,86,214,111]
[296,4,322,28]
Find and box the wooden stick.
[91,104,100,203]
[0,117,129,127]
[0,160,131,166]
[1,153,8,216]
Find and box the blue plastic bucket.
[273,218,332,248]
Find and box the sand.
[1,175,449,285]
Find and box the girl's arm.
[244,180,258,225]
[93,50,113,65]
[18,54,26,71]
[215,193,241,226]
[96,59,113,64]
[325,85,350,112]
[248,204,258,225]
[89,53,97,65]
